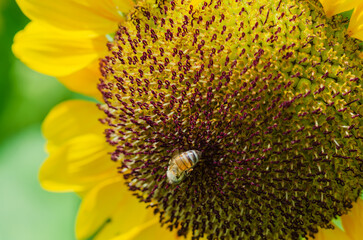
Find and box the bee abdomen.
[167,150,202,184]
[185,150,201,166]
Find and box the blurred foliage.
[0,126,79,240]
[0,0,72,143]
[0,0,80,239]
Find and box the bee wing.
[172,148,181,157]
[164,148,180,165]
[168,148,181,163]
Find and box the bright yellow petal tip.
[110,218,179,240]
[39,134,117,192]
[110,218,159,240]
[76,177,180,240]
[76,178,126,240]
[341,199,363,240]
[15,0,134,34]
[312,227,351,240]
[40,100,117,193]
[347,3,363,40]
[318,0,358,17]
[12,21,107,77]
[58,61,103,100]
[42,100,104,147]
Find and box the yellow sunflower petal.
[109,218,159,240]
[318,0,357,17]
[312,227,351,240]
[125,220,180,240]
[110,218,179,240]
[40,100,116,192]
[42,100,104,149]
[341,199,363,240]
[16,0,134,34]
[76,174,178,240]
[39,134,116,192]
[90,186,154,240]
[12,21,107,77]
[76,177,151,240]
[347,3,363,40]
[58,61,102,100]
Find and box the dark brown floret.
[99,0,362,239]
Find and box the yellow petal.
[58,61,102,100]
[312,227,351,240]
[125,220,180,240]
[91,189,152,240]
[109,218,159,240]
[42,100,104,149]
[76,177,151,240]
[40,100,116,192]
[76,176,178,240]
[76,178,124,240]
[318,0,357,17]
[16,0,134,34]
[110,218,179,240]
[39,134,117,192]
[12,21,107,77]
[341,199,363,240]
[347,3,363,40]
[88,187,179,240]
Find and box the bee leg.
[186,168,194,175]
[178,172,186,181]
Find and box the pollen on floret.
[98,0,363,239]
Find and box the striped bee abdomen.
[167,150,201,184]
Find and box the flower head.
[12,0,363,239]
[98,0,363,239]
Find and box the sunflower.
[13,0,363,239]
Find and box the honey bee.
[167,150,202,184]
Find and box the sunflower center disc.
[99,0,363,239]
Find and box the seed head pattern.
[98,0,363,239]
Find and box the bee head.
[194,150,202,159]
[167,169,182,184]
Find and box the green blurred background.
[0,0,80,239]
